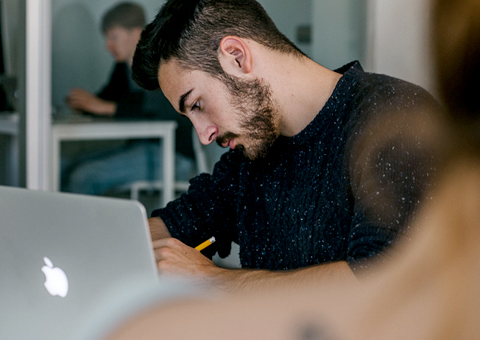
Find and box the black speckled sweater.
[152,61,439,272]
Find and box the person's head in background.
[432,0,480,155]
[101,2,146,64]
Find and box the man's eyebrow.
[179,89,194,113]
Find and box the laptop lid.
[0,186,158,339]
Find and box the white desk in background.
[0,112,19,186]
[51,115,177,207]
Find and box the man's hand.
[66,88,116,116]
[146,217,358,292]
[152,237,223,280]
[148,217,223,284]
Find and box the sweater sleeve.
[114,91,145,118]
[344,80,441,272]
[92,63,143,118]
[151,150,243,258]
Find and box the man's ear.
[218,36,253,77]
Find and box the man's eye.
[192,101,200,111]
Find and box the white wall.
[257,0,312,57]
[311,0,368,69]
[366,0,433,91]
[310,0,433,92]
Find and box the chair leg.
[130,183,140,201]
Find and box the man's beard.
[216,74,279,160]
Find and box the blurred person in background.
[63,2,195,196]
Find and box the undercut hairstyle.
[132,0,305,90]
[101,2,146,33]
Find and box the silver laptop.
[0,186,159,339]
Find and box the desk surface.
[52,115,177,140]
[52,113,152,124]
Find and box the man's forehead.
[158,60,192,111]
[158,59,204,91]
[158,58,195,78]
[158,59,179,77]
[158,60,182,91]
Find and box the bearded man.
[131,0,439,291]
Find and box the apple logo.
[41,257,69,298]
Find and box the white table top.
[52,115,177,139]
[51,114,178,206]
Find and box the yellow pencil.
[195,236,216,251]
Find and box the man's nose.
[192,120,218,145]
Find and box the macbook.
[0,186,159,339]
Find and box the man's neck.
[267,54,342,137]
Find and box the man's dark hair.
[132,0,305,90]
[101,2,146,33]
